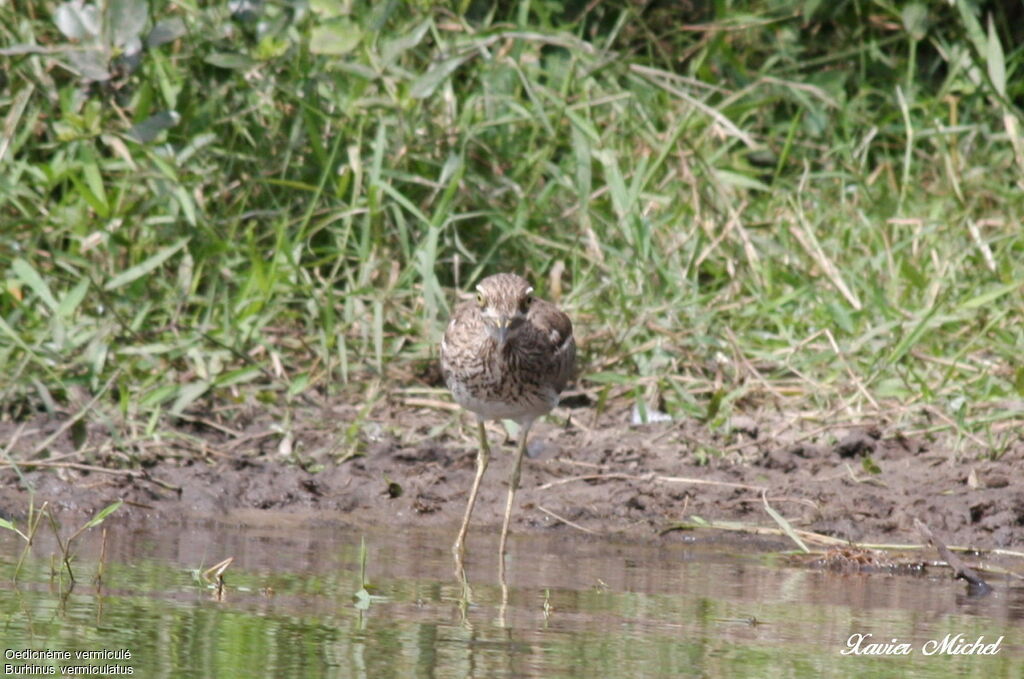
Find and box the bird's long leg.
[453,418,491,562]
[498,418,533,561]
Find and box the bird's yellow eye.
[476,292,486,307]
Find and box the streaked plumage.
[440,272,575,563]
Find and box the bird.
[440,272,576,563]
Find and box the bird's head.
[475,273,535,346]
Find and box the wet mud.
[1,395,1022,551]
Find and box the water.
[2,514,1022,678]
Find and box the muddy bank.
[1,395,1022,551]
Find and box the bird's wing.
[532,300,576,393]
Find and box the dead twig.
[173,412,244,438]
[536,505,599,535]
[915,518,992,595]
[662,517,849,545]
[537,472,765,493]
[217,429,280,453]
[403,397,460,412]
[664,517,1024,565]
[0,459,181,492]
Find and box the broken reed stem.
[96,526,109,585]
[403,397,461,412]
[915,518,992,593]
[665,517,1024,561]
[537,472,765,493]
[0,460,181,492]
[44,507,74,583]
[536,505,599,535]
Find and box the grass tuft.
[1,0,1022,462]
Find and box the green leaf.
[310,19,363,55]
[11,258,59,312]
[174,185,196,226]
[704,388,725,422]
[110,0,148,48]
[584,371,630,385]
[762,493,809,553]
[899,258,926,290]
[147,17,186,47]
[57,279,90,318]
[72,171,109,214]
[714,169,770,192]
[0,315,45,367]
[214,366,262,387]
[802,0,822,18]
[170,380,210,415]
[954,0,986,55]
[256,35,290,61]
[204,53,257,70]
[82,500,123,531]
[353,587,371,610]
[104,238,189,290]
[958,281,1020,310]
[127,111,180,143]
[901,3,928,41]
[287,372,310,397]
[309,0,346,16]
[117,342,181,356]
[410,55,471,99]
[986,14,1006,97]
[825,302,854,334]
[71,419,88,450]
[0,516,28,541]
[571,124,592,202]
[861,457,882,475]
[381,19,430,65]
[54,1,100,40]
[139,384,177,408]
[594,149,630,219]
[82,161,108,215]
[68,49,110,82]
[886,305,940,366]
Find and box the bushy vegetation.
[1,0,1021,458]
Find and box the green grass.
[1,0,1022,462]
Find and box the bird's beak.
[493,316,511,346]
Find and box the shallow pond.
[2,514,1023,678]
